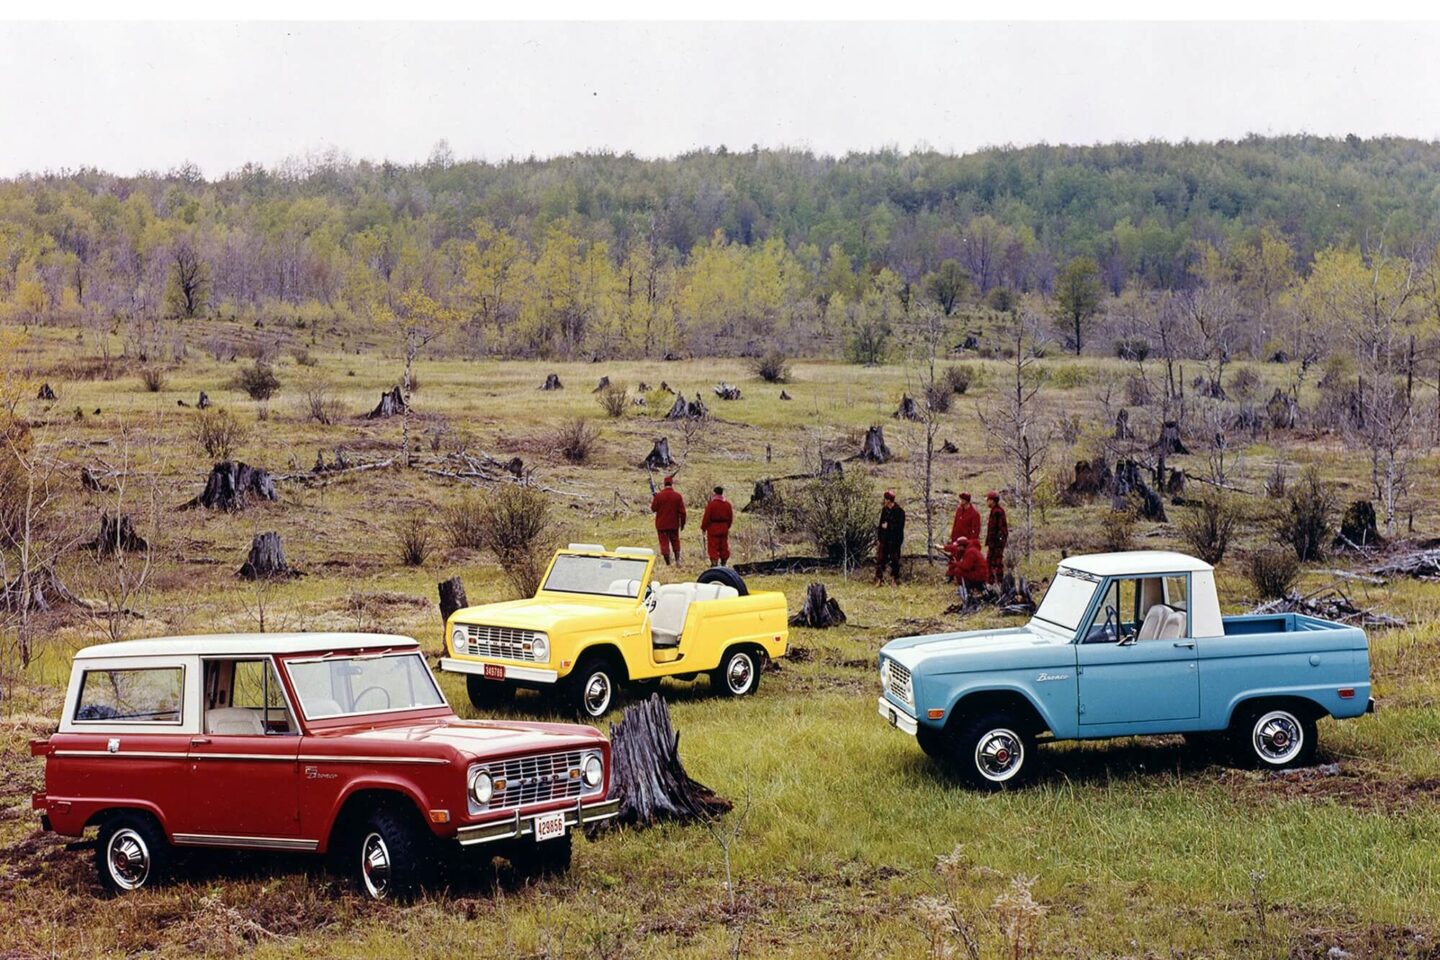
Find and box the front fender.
[319,775,442,851]
[929,675,1077,738]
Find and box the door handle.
[190,737,212,746]
[1173,641,1195,649]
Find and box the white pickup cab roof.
[1059,551,1214,577]
[73,632,418,660]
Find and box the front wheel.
[712,648,761,697]
[466,674,515,711]
[946,711,1038,791]
[354,807,428,901]
[96,813,172,894]
[567,660,620,720]
[512,834,573,882]
[1232,705,1317,770]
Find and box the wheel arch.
[84,803,168,836]
[946,687,1051,738]
[570,641,631,681]
[1225,693,1329,729]
[323,783,433,854]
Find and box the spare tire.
[697,566,748,596]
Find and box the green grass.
[3,323,1440,957]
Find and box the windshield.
[284,652,445,719]
[542,555,650,597]
[1032,568,1100,633]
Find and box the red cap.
[883,490,896,501]
[986,490,1000,501]
[663,475,674,486]
[956,536,968,546]
[959,492,971,501]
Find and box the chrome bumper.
[439,657,559,685]
[877,697,918,736]
[456,797,620,846]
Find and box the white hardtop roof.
[1059,551,1213,577]
[74,632,418,660]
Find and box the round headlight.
[451,627,467,652]
[880,659,892,686]
[531,635,549,662]
[582,754,603,788]
[471,771,493,805]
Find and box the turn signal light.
[428,810,451,824]
[927,709,945,720]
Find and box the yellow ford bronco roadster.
[440,545,789,718]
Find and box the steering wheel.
[1103,604,1119,643]
[352,685,392,711]
[643,583,658,615]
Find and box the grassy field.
[3,324,1440,958]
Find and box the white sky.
[3,20,1440,177]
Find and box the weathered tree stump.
[185,461,278,511]
[664,394,708,420]
[1162,468,1186,497]
[238,531,293,580]
[1338,500,1381,549]
[89,513,148,555]
[1152,420,1189,455]
[940,439,959,454]
[37,383,56,401]
[601,695,731,828]
[1113,458,1166,521]
[366,386,406,419]
[713,383,742,400]
[994,574,1037,616]
[779,389,793,401]
[1114,408,1131,440]
[961,333,981,351]
[642,438,674,469]
[1267,388,1298,430]
[892,394,921,421]
[197,391,211,409]
[505,456,525,477]
[438,576,469,627]
[80,466,107,492]
[659,381,675,394]
[820,458,844,479]
[857,425,892,463]
[539,373,564,391]
[743,478,779,513]
[637,382,651,393]
[1068,459,1113,497]
[1,567,86,614]
[788,582,847,628]
[592,376,611,393]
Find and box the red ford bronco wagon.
[30,633,618,898]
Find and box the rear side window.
[75,667,184,723]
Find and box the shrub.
[750,349,792,384]
[393,510,433,567]
[299,379,344,425]
[232,361,281,401]
[139,366,166,392]
[1229,366,1262,402]
[791,471,876,566]
[292,347,318,367]
[987,287,1016,313]
[1049,364,1090,389]
[1247,548,1301,600]
[189,407,248,461]
[481,484,555,596]
[924,383,951,413]
[596,382,629,418]
[1176,490,1242,565]
[553,418,600,463]
[1101,499,1140,552]
[1272,467,1337,561]
[943,364,973,395]
[440,493,487,550]
[1113,336,1152,362]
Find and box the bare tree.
[904,301,949,564]
[979,309,1052,565]
[84,422,161,643]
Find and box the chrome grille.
[463,624,539,662]
[885,660,913,703]
[482,750,586,809]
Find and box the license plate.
[533,811,566,842]
[482,664,505,681]
[889,709,899,728]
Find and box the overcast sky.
[3,20,1440,177]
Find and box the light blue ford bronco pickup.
[879,551,1374,789]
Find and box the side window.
[75,667,183,723]
[203,660,296,735]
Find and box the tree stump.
[1163,468,1186,497]
[788,582,847,628]
[601,695,731,828]
[1,566,86,614]
[665,394,707,420]
[197,391,211,409]
[892,395,921,421]
[743,478,779,513]
[659,381,675,394]
[994,574,1037,615]
[539,373,564,391]
[238,531,293,580]
[642,438,674,469]
[1267,389,1298,430]
[1114,408,1131,440]
[820,458,844,479]
[637,382,651,393]
[89,512,149,555]
[366,386,406,419]
[857,425,892,463]
[1338,500,1381,549]
[1068,459,1112,496]
[185,461,278,511]
[505,456,525,477]
[713,383,742,400]
[80,466,107,492]
[592,376,611,393]
[37,383,56,401]
[1112,458,1166,521]
[438,576,469,627]
[779,389,793,401]
[939,439,959,454]
[1152,420,1189,455]
[961,333,981,351]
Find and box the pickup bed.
[879,551,1373,789]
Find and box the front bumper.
[456,796,620,846]
[877,697,918,736]
[439,657,559,685]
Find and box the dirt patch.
[1288,921,1440,959]
[1220,763,1440,816]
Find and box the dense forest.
[3,135,1440,358]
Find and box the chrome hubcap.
[361,832,391,899]
[727,654,753,693]
[1253,711,1303,764]
[583,672,612,716]
[108,829,150,890]
[975,729,1024,782]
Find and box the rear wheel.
[566,657,621,720]
[96,813,171,894]
[945,711,1038,791]
[712,647,761,697]
[697,566,748,596]
[466,674,515,711]
[1231,704,1317,770]
[353,806,428,901]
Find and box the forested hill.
[3,135,1439,357]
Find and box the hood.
[453,596,637,633]
[881,622,1072,671]
[308,715,606,761]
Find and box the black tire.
[945,711,1038,791]
[466,674,515,711]
[711,646,761,698]
[513,834,573,881]
[354,806,429,901]
[566,656,622,720]
[1230,704,1318,771]
[697,566,748,596]
[96,812,171,894]
[916,725,947,759]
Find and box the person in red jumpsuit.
[985,491,1009,584]
[699,486,734,566]
[950,491,981,544]
[950,536,989,593]
[649,475,686,565]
